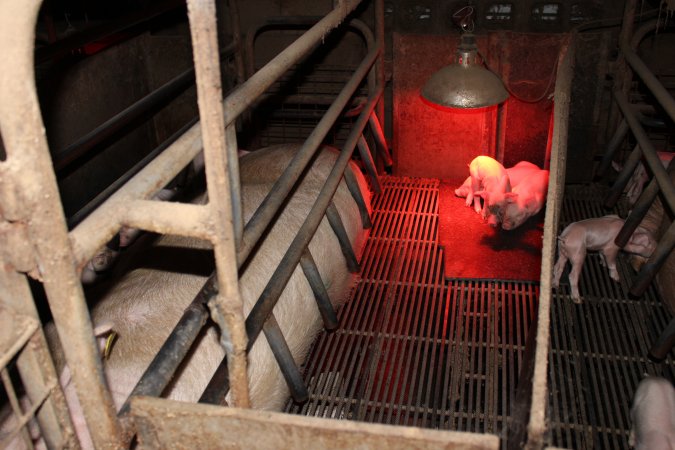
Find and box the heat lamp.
[421,6,508,109]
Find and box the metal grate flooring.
[287,176,538,446]
[547,184,675,449]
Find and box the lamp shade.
[421,34,508,109]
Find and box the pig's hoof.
[571,296,583,304]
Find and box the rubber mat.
[437,180,544,281]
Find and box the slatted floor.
[547,184,675,449]
[287,176,538,446]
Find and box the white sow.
[629,377,675,450]
[2,143,370,449]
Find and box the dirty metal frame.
[602,18,675,297]
[514,34,575,450]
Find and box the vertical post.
[186,0,250,408]
[0,1,124,448]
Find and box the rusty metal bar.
[524,34,575,450]
[603,143,642,208]
[357,135,382,193]
[186,0,249,408]
[648,317,675,362]
[299,249,338,330]
[226,123,244,250]
[262,315,309,403]
[237,46,380,266]
[245,89,381,354]
[325,201,360,273]
[0,1,125,447]
[630,223,675,296]
[368,112,393,169]
[123,200,212,239]
[342,165,373,228]
[70,123,205,267]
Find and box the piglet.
[629,376,675,450]
[500,168,549,230]
[455,161,540,199]
[552,215,657,303]
[464,156,511,226]
[615,152,674,206]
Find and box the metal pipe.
[615,177,660,247]
[221,1,362,128]
[225,123,243,249]
[630,222,675,297]
[596,118,628,177]
[615,157,675,248]
[648,317,675,362]
[118,283,212,416]
[262,315,309,403]
[186,0,249,408]
[613,91,675,213]
[368,112,393,169]
[299,249,338,330]
[603,143,642,208]
[326,201,360,273]
[356,135,382,193]
[245,89,381,350]
[70,123,205,268]
[342,164,372,229]
[620,40,675,125]
[237,45,379,267]
[53,67,196,172]
[66,117,198,228]
[0,1,124,446]
[123,200,212,239]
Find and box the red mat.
[438,180,544,281]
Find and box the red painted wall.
[393,32,564,181]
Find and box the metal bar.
[221,0,362,128]
[299,249,339,330]
[66,117,199,228]
[613,90,675,214]
[620,40,675,125]
[53,67,197,172]
[0,1,125,447]
[648,317,675,362]
[0,368,35,450]
[326,201,360,273]
[237,45,379,267]
[186,0,249,408]
[342,165,372,229]
[630,222,675,296]
[357,135,382,194]
[595,119,628,178]
[615,157,675,247]
[603,143,642,208]
[263,315,309,403]
[70,123,205,268]
[118,285,212,416]
[123,200,212,239]
[226,0,246,87]
[368,112,393,169]
[225,123,243,249]
[244,91,381,353]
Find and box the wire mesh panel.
[287,176,539,450]
[547,185,675,449]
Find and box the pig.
[552,215,657,303]
[629,377,675,450]
[11,143,370,449]
[455,161,540,199]
[462,156,511,227]
[499,168,549,230]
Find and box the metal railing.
[0,0,387,448]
